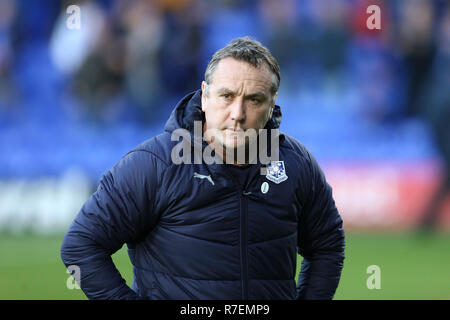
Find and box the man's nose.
[229,98,245,122]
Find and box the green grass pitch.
[0,231,449,299]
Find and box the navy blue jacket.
[60,90,345,300]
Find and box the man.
[61,37,345,300]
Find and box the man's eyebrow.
[215,87,235,94]
[245,92,267,100]
[215,88,268,99]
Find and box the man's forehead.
[211,58,274,87]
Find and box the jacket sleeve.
[60,150,163,299]
[296,150,345,300]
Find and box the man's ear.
[269,92,278,118]
[201,81,207,112]
[269,105,274,119]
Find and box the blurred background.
[1,0,449,299]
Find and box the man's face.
[201,57,277,149]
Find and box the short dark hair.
[204,37,280,95]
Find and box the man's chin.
[222,139,246,150]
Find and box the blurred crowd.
[0,0,449,181]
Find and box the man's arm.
[296,151,345,300]
[60,150,163,299]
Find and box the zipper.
[239,188,249,300]
[219,165,252,300]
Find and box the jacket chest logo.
[265,161,288,184]
[193,172,215,186]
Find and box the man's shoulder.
[103,132,174,186]
[125,132,175,167]
[280,133,313,163]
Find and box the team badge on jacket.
[265,161,288,184]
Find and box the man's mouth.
[225,128,245,134]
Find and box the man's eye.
[222,94,232,99]
[250,98,261,104]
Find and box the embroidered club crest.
[265,161,288,184]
